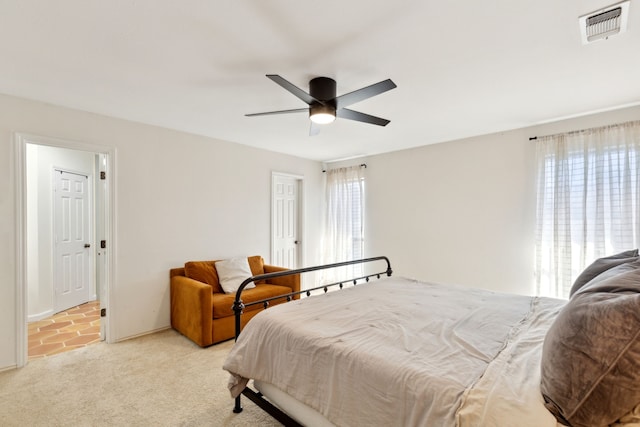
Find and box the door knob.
[84,244,91,248]
[294,240,299,244]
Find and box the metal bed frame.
[231,256,393,426]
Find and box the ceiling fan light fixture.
[310,104,336,124]
[246,74,396,135]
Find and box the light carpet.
[0,329,280,427]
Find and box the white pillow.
[215,257,255,294]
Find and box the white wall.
[364,105,640,295]
[0,93,324,370]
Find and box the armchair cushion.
[247,255,266,284]
[184,261,222,293]
[212,284,294,319]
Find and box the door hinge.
[100,308,106,317]
[100,240,106,249]
[100,171,106,180]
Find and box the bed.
[223,255,640,427]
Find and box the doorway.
[15,133,115,367]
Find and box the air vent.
[579,0,630,44]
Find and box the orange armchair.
[170,256,300,347]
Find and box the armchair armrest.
[264,264,301,295]
[170,275,213,347]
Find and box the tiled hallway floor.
[28,301,101,360]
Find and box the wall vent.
[579,0,630,44]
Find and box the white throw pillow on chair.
[215,257,256,294]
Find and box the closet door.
[272,174,300,269]
[54,169,93,312]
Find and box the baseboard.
[27,309,54,322]
[0,363,18,373]
[115,325,171,343]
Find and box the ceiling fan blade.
[337,108,390,126]
[245,108,308,117]
[335,79,397,109]
[309,121,321,136]
[266,74,319,105]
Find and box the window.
[535,121,640,298]
[346,178,365,262]
[321,165,366,282]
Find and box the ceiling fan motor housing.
[310,77,336,103]
[309,77,337,121]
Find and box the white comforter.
[223,277,566,427]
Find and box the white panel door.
[272,175,299,268]
[54,170,93,313]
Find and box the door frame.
[14,133,116,367]
[271,172,304,269]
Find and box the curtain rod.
[322,163,367,173]
[529,119,640,142]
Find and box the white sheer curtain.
[320,165,366,283]
[535,120,640,298]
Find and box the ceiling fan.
[246,74,397,136]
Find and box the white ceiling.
[1,1,639,162]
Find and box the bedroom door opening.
[15,133,115,367]
[271,172,303,270]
